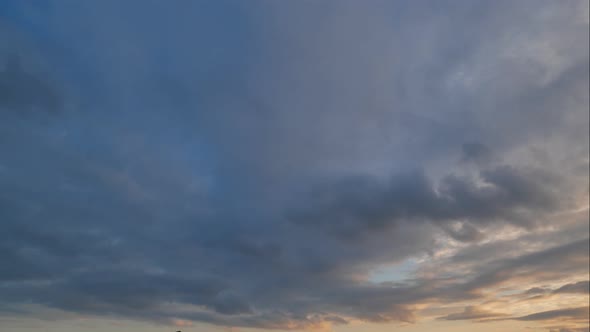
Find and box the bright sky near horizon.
[0,1,588,332]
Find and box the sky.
[0,1,588,332]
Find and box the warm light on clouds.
[0,1,588,332]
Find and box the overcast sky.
[0,1,588,332]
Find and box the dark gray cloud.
[515,307,589,322]
[438,306,507,321]
[0,0,588,330]
[461,142,493,164]
[289,165,564,240]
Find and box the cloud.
[0,55,62,113]
[0,0,587,330]
[515,307,589,322]
[461,142,493,164]
[438,306,507,321]
[555,281,590,295]
[452,238,590,296]
[523,281,590,298]
[548,328,590,332]
[289,165,565,242]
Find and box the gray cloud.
[0,55,62,113]
[456,238,590,295]
[289,165,565,242]
[0,0,587,330]
[523,281,590,298]
[438,306,507,321]
[515,307,589,322]
[461,142,493,164]
[555,281,590,295]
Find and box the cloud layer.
[0,0,588,331]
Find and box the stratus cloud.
[0,0,588,330]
